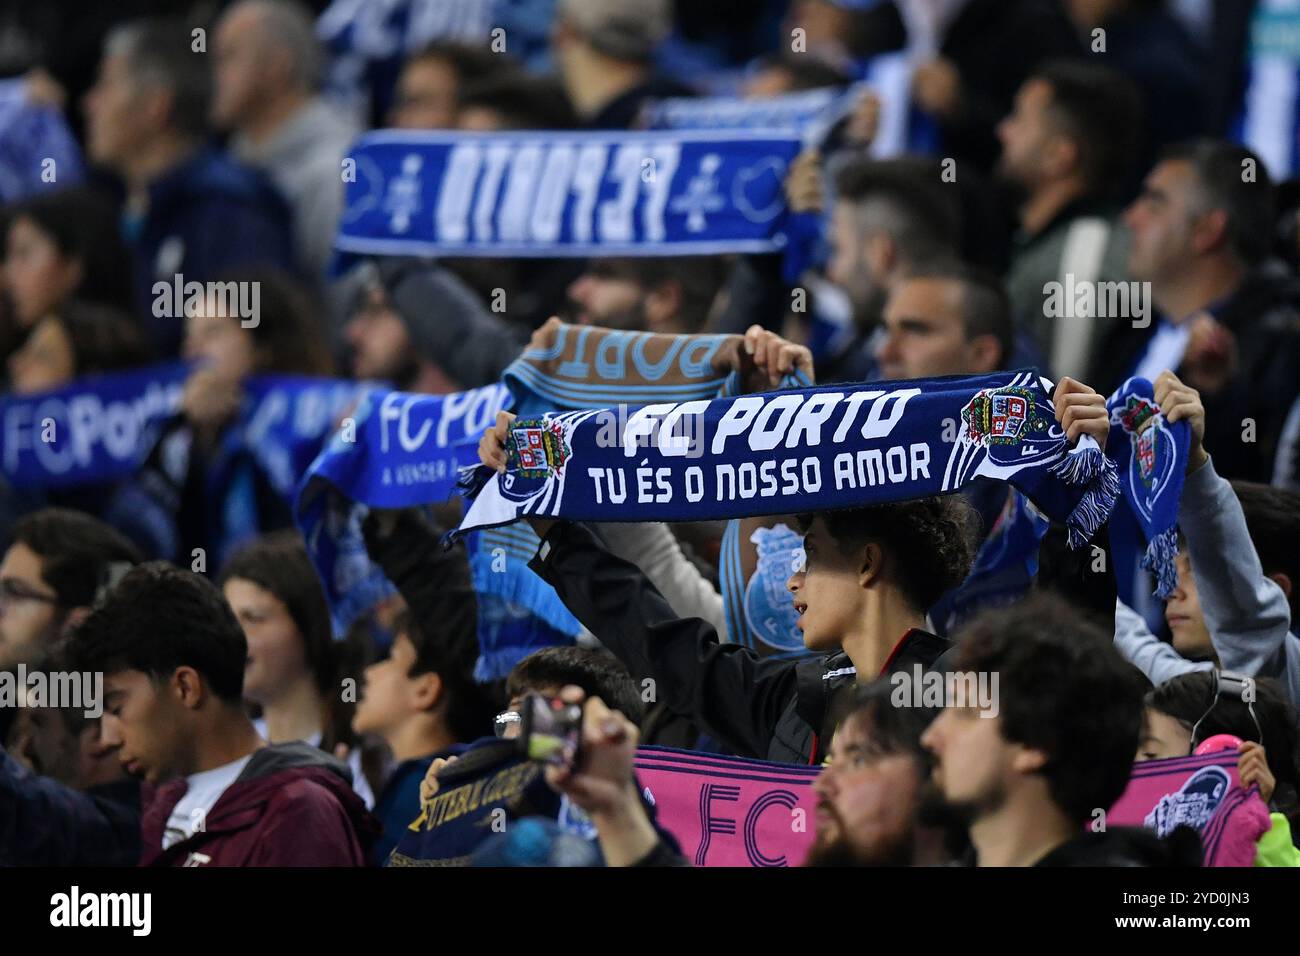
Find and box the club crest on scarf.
[1113,394,1177,523]
[1144,765,1231,838]
[945,375,1067,489]
[744,523,805,654]
[961,385,1049,449]
[510,418,569,477]
[1103,377,1189,599]
[501,417,571,504]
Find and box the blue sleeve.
[0,746,141,866]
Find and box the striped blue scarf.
[455,369,1121,552]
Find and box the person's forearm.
[364,510,477,633]
[592,784,662,867]
[1181,456,1292,676]
[1113,599,1210,685]
[530,522,793,758]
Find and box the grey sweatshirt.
[233,98,359,280]
[598,522,727,637]
[1113,456,1299,702]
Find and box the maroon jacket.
[139,742,378,867]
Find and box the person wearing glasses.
[0,509,141,720]
[0,507,143,865]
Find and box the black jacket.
[361,508,479,655]
[529,521,952,765]
[0,747,141,866]
[1034,826,1203,867]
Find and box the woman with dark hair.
[0,299,161,556]
[3,186,135,328]
[219,529,374,808]
[6,299,152,394]
[1141,671,1300,862]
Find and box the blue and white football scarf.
[937,488,1050,635]
[294,384,510,636]
[468,324,748,670]
[495,322,820,664]
[1106,376,1191,599]
[934,376,1192,630]
[643,82,871,146]
[334,129,817,279]
[1,364,370,499]
[454,369,1121,555]
[644,50,915,154]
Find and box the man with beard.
[806,680,962,867]
[921,592,1203,867]
[541,678,963,866]
[997,60,1141,381]
[564,257,726,334]
[817,157,960,383]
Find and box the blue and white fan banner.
[643,51,913,158]
[2,363,189,489]
[1105,376,1191,599]
[453,369,1120,548]
[643,82,875,150]
[295,383,511,633]
[335,129,806,263]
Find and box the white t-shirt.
[1132,321,1192,384]
[252,717,375,809]
[163,754,254,849]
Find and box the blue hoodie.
[126,147,296,357]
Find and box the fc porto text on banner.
[455,370,1120,547]
[335,129,803,262]
[295,383,511,633]
[2,363,188,489]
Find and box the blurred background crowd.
[1,0,1300,869]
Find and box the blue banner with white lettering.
[1,365,377,499]
[238,375,376,500]
[644,83,868,147]
[455,370,1121,549]
[2,364,189,490]
[335,129,809,271]
[295,384,512,635]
